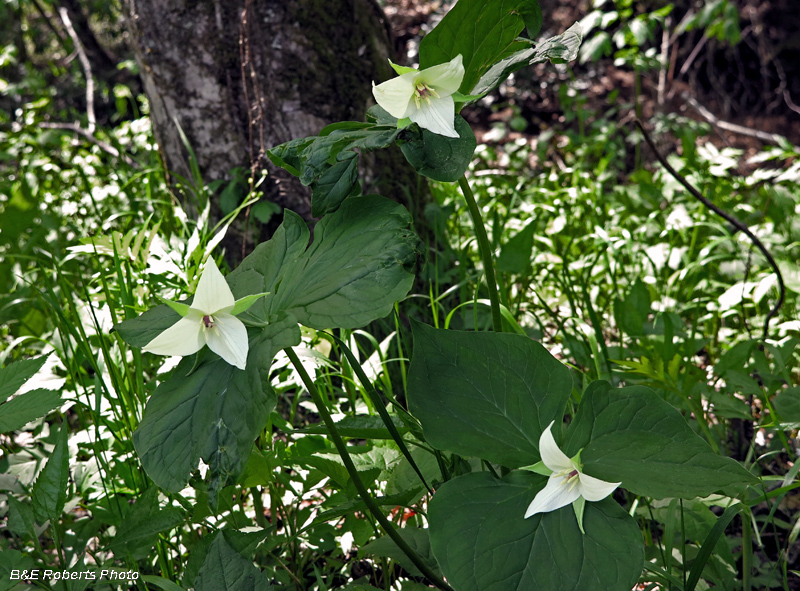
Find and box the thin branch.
[39,122,137,167]
[679,33,708,77]
[783,90,800,117]
[681,92,797,149]
[635,119,786,345]
[657,16,671,106]
[58,6,95,133]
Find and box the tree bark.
[122,0,405,222]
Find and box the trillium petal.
[192,258,235,314]
[538,421,575,473]
[409,95,459,138]
[418,54,464,96]
[577,472,621,502]
[142,311,205,356]
[372,73,417,119]
[524,475,582,518]
[205,312,248,370]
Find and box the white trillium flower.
[143,258,266,371]
[524,421,621,533]
[372,54,465,138]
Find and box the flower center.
[557,468,581,492]
[202,314,215,328]
[413,82,440,108]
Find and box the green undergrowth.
[2,1,800,589]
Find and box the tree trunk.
[122,0,407,223]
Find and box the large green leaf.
[419,0,543,94]
[0,388,62,433]
[563,382,759,498]
[471,22,584,97]
[0,355,48,404]
[132,316,299,495]
[407,323,572,468]
[31,423,69,523]
[267,125,400,216]
[399,116,476,182]
[428,471,644,591]
[271,195,418,329]
[310,152,360,217]
[226,209,310,324]
[194,532,273,591]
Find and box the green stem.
[458,176,503,332]
[742,511,753,591]
[284,348,454,591]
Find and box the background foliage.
[2,0,800,590]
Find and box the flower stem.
[284,347,454,591]
[458,175,503,332]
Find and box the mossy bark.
[122,0,426,236]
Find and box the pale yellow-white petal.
[204,312,248,370]
[372,72,418,119]
[524,475,581,518]
[191,257,235,314]
[142,312,205,357]
[577,472,621,502]
[538,421,575,473]
[409,94,458,138]
[418,54,464,96]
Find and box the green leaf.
[272,195,418,329]
[31,423,70,523]
[773,386,800,422]
[194,532,273,591]
[227,209,310,321]
[311,152,360,217]
[6,496,36,538]
[389,60,417,75]
[158,297,191,317]
[714,340,755,376]
[563,381,759,498]
[0,388,62,432]
[471,22,583,97]
[614,278,651,336]
[0,355,48,404]
[407,322,572,467]
[362,528,441,578]
[140,576,189,591]
[230,292,270,316]
[0,549,36,591]
[110,487,184,559]
[114,303,183,349]
[366,105,397,126]
[428,471,644,591]
[399,116,476,182]
[419,0,543,94]
[497,223,535,274]
[133,316,299,494]
[267,125,400,214]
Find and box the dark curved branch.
[635,119,786,345]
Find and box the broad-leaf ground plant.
[2,0,799,590]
